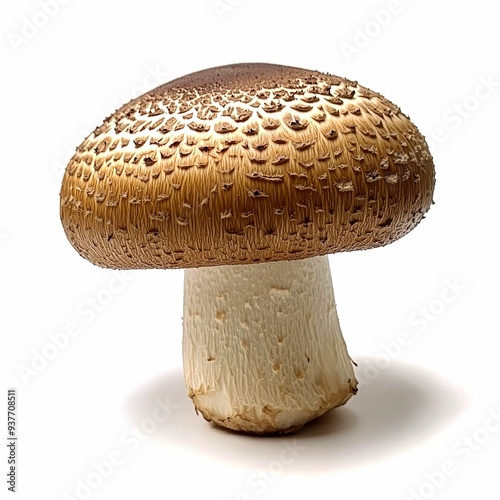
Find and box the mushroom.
[60,63,435,435]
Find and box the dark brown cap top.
[60,63,435,269]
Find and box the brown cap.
[60,63,435,269]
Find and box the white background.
[1,1,499,499]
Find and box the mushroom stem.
[182,255,358,435]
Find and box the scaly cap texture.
[60,63,435,269]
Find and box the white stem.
[182,256,357,435]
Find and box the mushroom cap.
[60,63,435,269]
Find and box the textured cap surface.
[60,63,435,269]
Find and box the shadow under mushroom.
[124,355,466,472]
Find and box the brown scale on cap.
[60,63,435,269]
